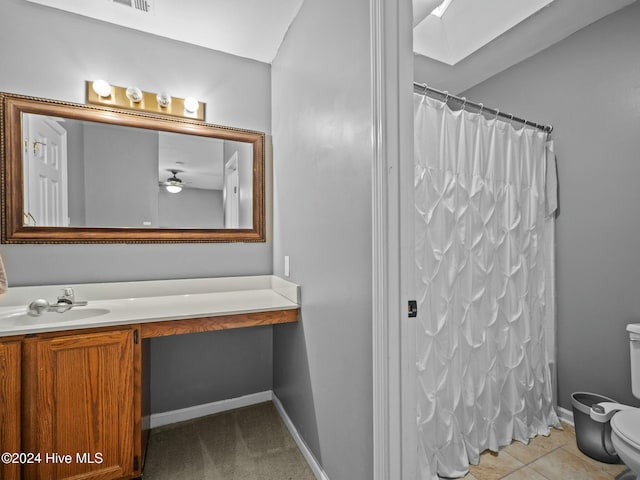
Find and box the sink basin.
[0,307,111,326]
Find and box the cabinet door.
[23,328,136,480]
[0,340,21,480]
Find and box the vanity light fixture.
[92,79,112,98]
[86,81,205,120]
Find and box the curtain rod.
[413,82,553,133]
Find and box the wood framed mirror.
[1,92,265,243]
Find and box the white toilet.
[589,324,640,479]
[612,409,640,478]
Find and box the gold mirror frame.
[1,92,265,244]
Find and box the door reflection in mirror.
[22,114,69,227]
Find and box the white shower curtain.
[414,94,559,479]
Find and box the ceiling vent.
[112,0,154,14]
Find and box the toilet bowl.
[611,410,640,478]
[586,324,640,479]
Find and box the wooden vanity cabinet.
[0,339,21,480]
[0,306,297,479]
[21,327,142,480]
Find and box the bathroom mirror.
[1,92,265,243]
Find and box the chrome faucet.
[27,287,89,316]
[58,287,75,304]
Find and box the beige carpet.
[143,402,316,480]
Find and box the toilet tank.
[627,324,640,399]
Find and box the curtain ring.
[509,114,514,124]
[461,97,467,110]
[478,103,484,114]
[494,109,500,120]
[422,83,428,94]
[443,90,450,103]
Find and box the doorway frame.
[223,152,240,229]
[370,0,415,479]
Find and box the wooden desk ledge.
[140,308,299,338]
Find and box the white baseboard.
[149,390,273,428]
[557,406,575,426]
[272,393,330,480]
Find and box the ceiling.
[25,0,304,64]
[414,0,556,66]
[158,132,225,191]
[25,0,637,93]
[413,0,637,93]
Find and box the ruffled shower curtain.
[414,94,559,479]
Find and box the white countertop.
[0,275,300,337]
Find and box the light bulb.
[92,79,111,98]
[157,92,171,108]
[166,185,182,193]
[126,86,143,103]
[184,97,199,114]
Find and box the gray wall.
[271,0,374,478]
[158,188,223,229]
[0,0,273,413]
[83,123,158,227]
[151,327,273,413]
[447,3,640,409]
[65,119,86,226]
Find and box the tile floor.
[463,422,628,480]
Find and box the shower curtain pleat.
[414,94,559,479]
